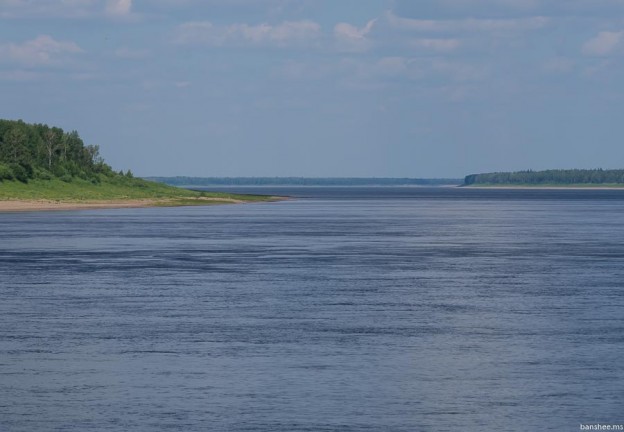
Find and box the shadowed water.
[1,187,623,431]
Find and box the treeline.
[0,119,129,183]
[464,169,624,185]
[148,177,462,186]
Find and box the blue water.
[1,187,623,431]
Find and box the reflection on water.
[1,188,623,431]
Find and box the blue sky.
[1,0,623,177]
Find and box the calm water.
[1,187,623,431]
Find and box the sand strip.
[0,197,255,213]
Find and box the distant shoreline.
[185,184,462,188]
[463,169,624,188]
[146,177,462,187]
[462,185,624,190]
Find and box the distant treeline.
[0,119,130,183]
[464,169,624,185]
[147,177,462,186]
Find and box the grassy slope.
[0,177,275,204]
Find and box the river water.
[1,187,623,431]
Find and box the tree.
[85,144,103,166]
[2,126,28,164]
[0,119,126,183]
[42,127,60,170]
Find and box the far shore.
[0,196,286,213]
[461,185,624,190]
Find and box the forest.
[464,169,624,185]
[0,119,129,183]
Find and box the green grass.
[0,176,278,204]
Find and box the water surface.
[1,187,623,431]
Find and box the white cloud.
[0,0,136,18]
[174,20,321,47]
[365,57,487,83]
[0,0,98,18]
[333,18,461,54]
[293,55,488,89]
[174,21,214,44]
[0,35,82,67]
[394,0,541,16]
[374,57,412,77]
[334,20,376,52]
[411,38,461,52]
[105,0,131,16]
[582,31,623,56]
[386,11,549,33]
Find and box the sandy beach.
[0,197,250,213]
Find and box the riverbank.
[0,177,284,212]
[0,196,285,212]
[462,184,624,190]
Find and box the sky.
[1,0,623,178]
